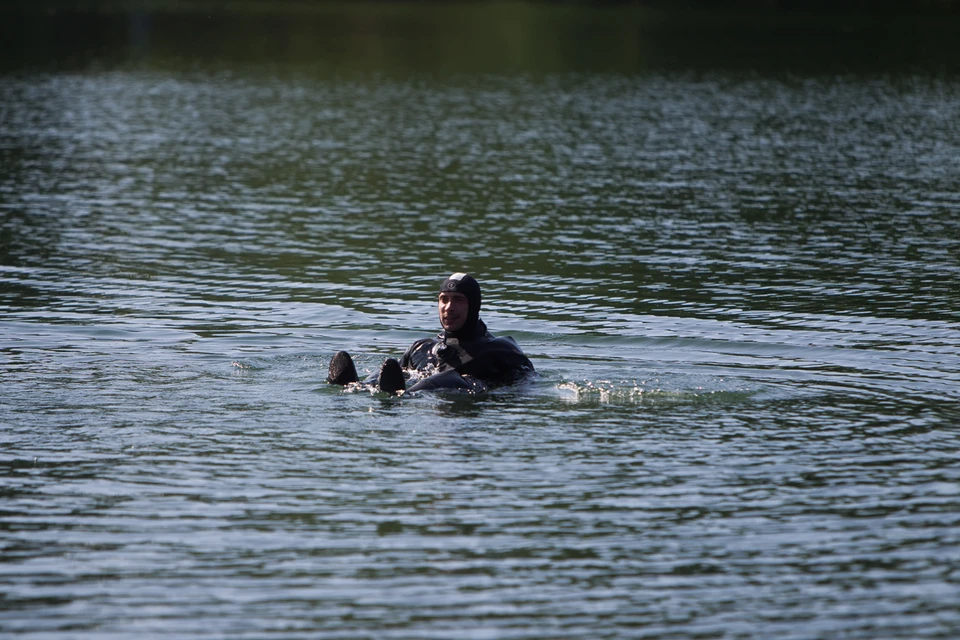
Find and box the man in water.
[327,272,534,395]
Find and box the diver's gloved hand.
[432,339,465,369]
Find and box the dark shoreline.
[2,0,959,76]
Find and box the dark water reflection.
[2,3,960,639]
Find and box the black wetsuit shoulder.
[399,337,438,372]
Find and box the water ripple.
[3,66,960,639]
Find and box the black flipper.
[327,350,359,385]
[377,358,406,395]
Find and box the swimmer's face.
[438,292,469,333]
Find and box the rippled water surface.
[2,4,960,638]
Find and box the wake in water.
[556,377,756,406]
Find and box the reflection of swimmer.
[327,273,534,395]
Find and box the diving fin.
[377,358,406,395]
[327,350,359,385]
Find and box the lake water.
[2,3,960,638]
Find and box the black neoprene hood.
[439,272,482,338]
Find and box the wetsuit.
[400,318,534,392]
